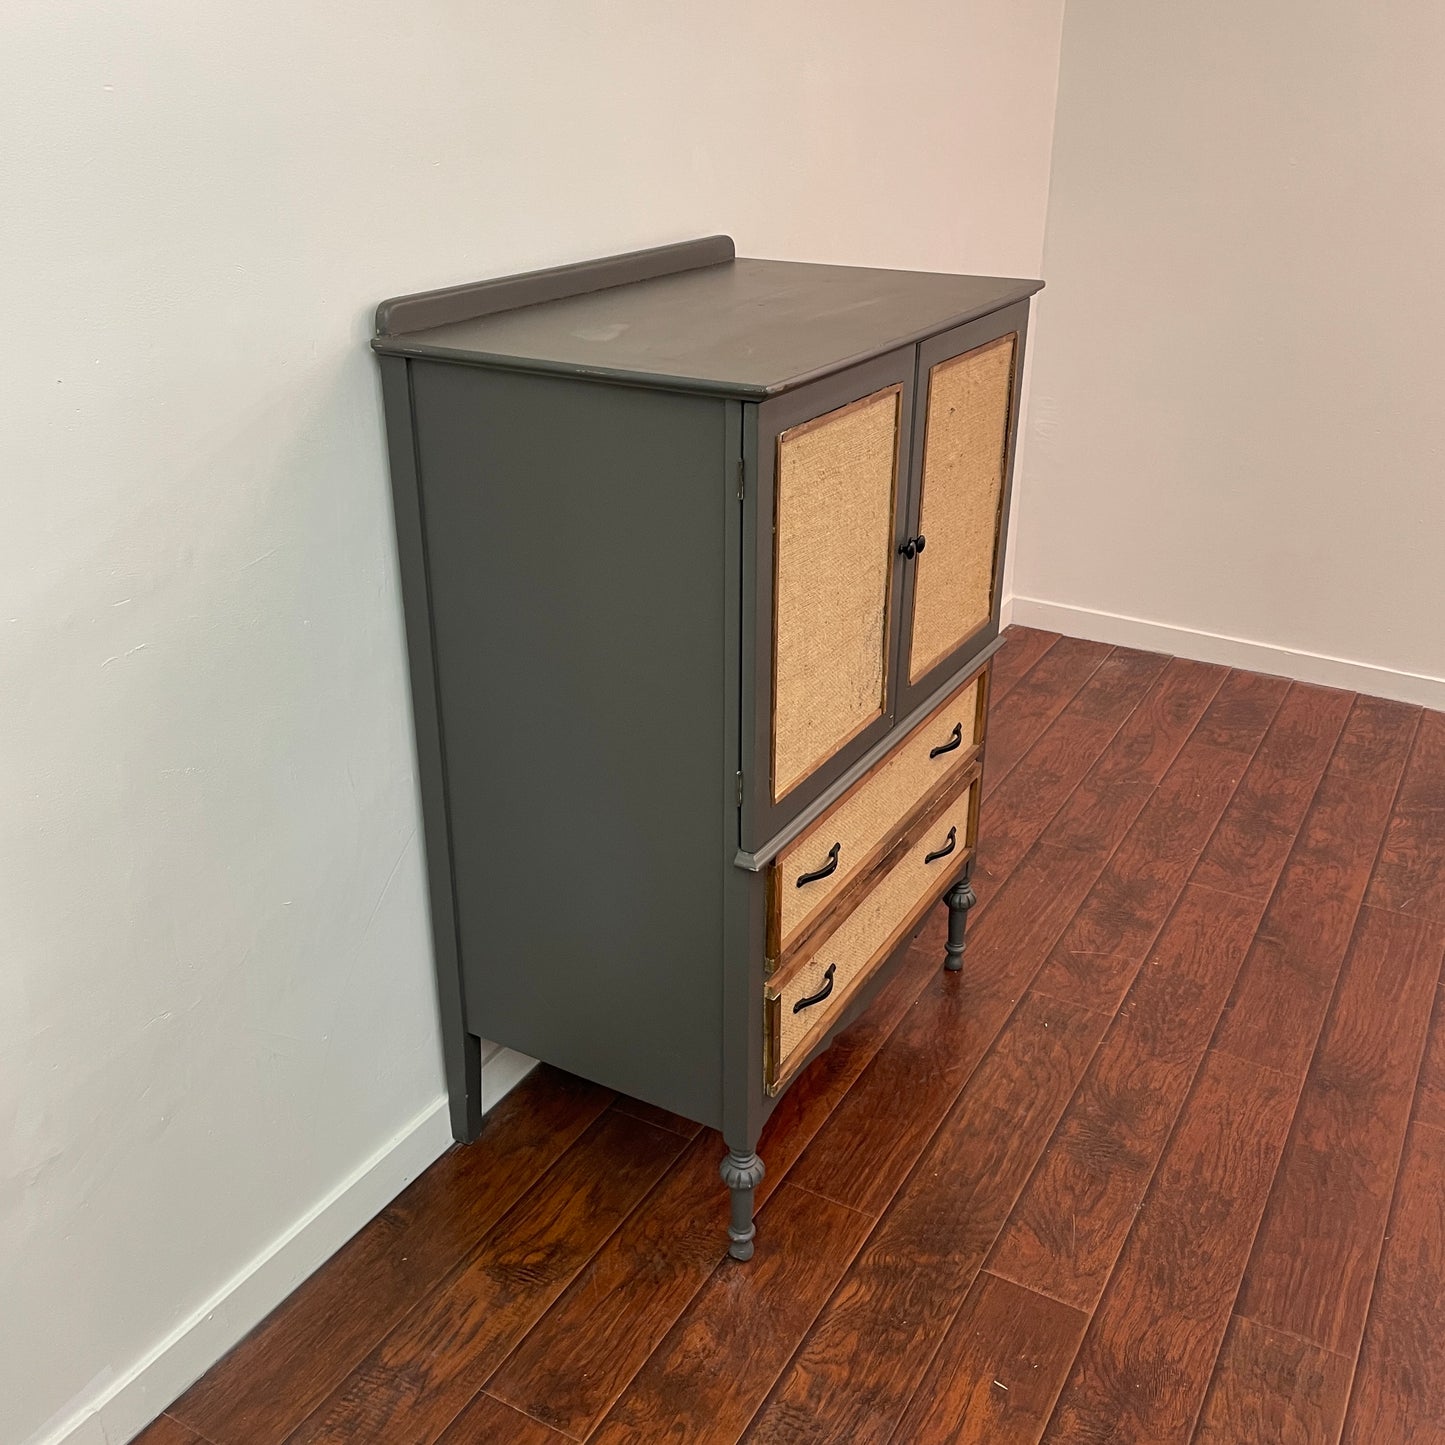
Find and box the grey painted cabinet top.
[372,235,1042,399]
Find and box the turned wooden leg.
[944,865,977,972]
[720,1146,765,1260]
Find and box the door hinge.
[736,458,746,501]
[736,771,745,806]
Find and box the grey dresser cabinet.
[373,237,1041,1259]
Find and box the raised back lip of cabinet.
[371,235,1043,400]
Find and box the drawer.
[768,662,989,966]
[765,767,980,1094]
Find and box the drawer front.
[765,770,980,1094]
[907,332,1016,683]
[770,663,989,964]
[771,384,902,803]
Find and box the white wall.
[0,3,1066,1441]
[1012,0,1445,705]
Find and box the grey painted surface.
[377,357,483,1140]
[375,235,735,338]
[943,867,978,972]
[375,256,1042,399]
[719,1149,766,1262]
[719,401,771,1155]
[410,361,731,1127]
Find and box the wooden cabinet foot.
[720,1147,765,1260]
[944,868,977,972]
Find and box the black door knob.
[898,534,927,560]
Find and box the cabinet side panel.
[411,363,728,1125]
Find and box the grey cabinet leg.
[448,1030,484,1142]
[944,866,977,973]
[719,1147,765,1261]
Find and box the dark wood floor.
[144,627,1445,1445]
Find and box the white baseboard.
[32,1046,536,1445]
[1007,595,1445,712]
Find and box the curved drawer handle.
[924,826,958,865]
[796,842,841,889]
[792,962,837,1013]
[930,722,964,759]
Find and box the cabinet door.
[744,350,915,844]
[897,303,1028,714]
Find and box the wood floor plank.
[590,1184,873,1444]
[990,626,1062,701]
[1189,669,1292,755]
[743,994,1109,1445]
[1327,693,1424,788]
[1042,1049,1296,1445]
[286,1108,683,1445]
[483,1132,726,1439]
[1032,667,1282,1014]
[1212,696,1419,1080]
[1192,1315,1352,1445]
[131,1415,212,1445]
[1192,683,1354,902]
[1416,986,1445,1133]
[1231,906,1445,1355]
[1031,741,1245,1012]
[979,647,1172,881]
[483,939,939,1441]
[887,1271,1089,1445]
[1085,656,1226,789]
[977,635,1113,786]
[990,680,1338,1312]
[1367,709,1445,923]
[1341,1121,1445,1444]
[435,1393,571,1443]
[169,1067,613,1445]
[989,883,1263,1310]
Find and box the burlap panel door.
[907,333,1017,683]
[771,386,901,803]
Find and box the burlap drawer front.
[771,666,986,963]
[908,334,1016,683]
[767,774,979,1092]
[772,386,901,802]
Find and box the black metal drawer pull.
[796,842,841,888]
[898,533,927,560]
[930,722,964,759]
[925,826,958,865]
[793,962,837,1013]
